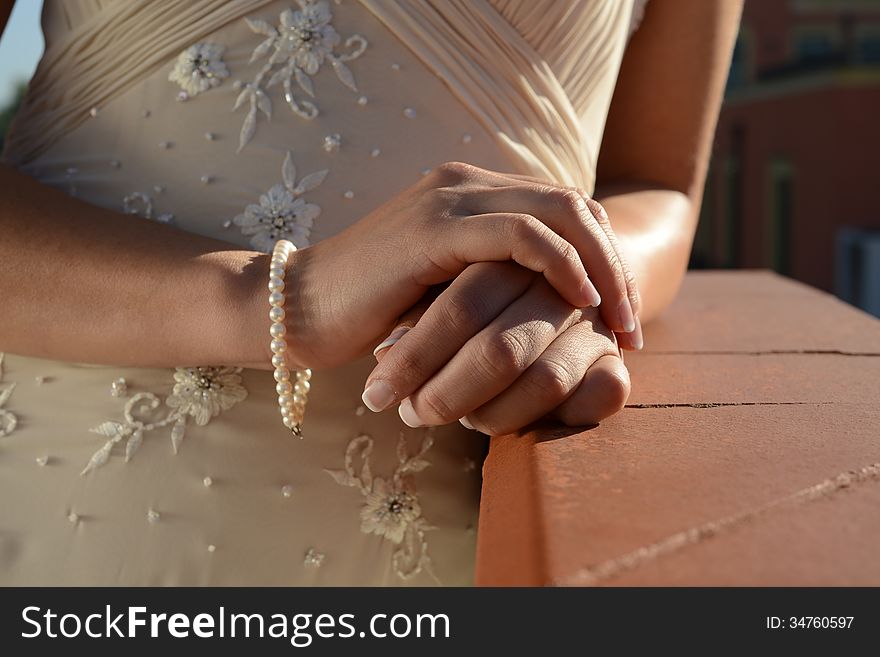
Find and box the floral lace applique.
[235,0,368,150]
[122,192,174,224]
[325,432,439,583]
[0,354,18,437]
[168,43,229,99]
[233,151,327,252]
[81,367,247,475]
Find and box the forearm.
[0,164,269,367]
[594,181,696,323]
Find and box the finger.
[464,316,617,435]
[614,316,644,352]
[362,262,533,412]
[489,172,642,336]
[552,354,631,427]
[372,286,444,362]
[473,184,634,333]
[400,277,581,428]
[423,212,596,309]
[586,196,642,319]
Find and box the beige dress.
[0,0,644,585]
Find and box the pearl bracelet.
[269,239,311,437]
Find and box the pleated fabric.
[5,0,640,192]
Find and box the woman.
[0,0,740,585]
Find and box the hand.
[366,262,630,435]
[280,162,638,370]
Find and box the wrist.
[205,249,273,369]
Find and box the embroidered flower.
[361,478,422,544]
[166,367,248,426]
[277,2,340,75]
[168,43,229,97]
[325,432,439,582]
[235,0,368,150]
[233,152,327,252]
[81,367,247,475]
[0,354,18,438]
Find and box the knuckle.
[557,190,586,217]
[417,386,458,424]
[475,330,528,378]
[388,347,426,384]
[439,291,483,334]
[433,161,473,185]
[526,358,578,403]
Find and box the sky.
[0,0,44,107]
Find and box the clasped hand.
[282,162,641,435]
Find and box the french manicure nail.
[630,315,644,350]
[361,380,396,412]
[582,277,602,308]
[398,397,425,428]
[618,299,636,333]
[459,416,475,430]
[373,326,411,357]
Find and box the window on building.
[767,160,793,276]
[856,23,880,64]
[793,24,843,67]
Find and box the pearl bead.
[294,380,310,394]
[343,190,354,199]
[200,174,213,185]
[370,148,381,158]
[282,485,294,497]
[357,95,368,106]
[204,132,216,141]
[269,291,285,306]
[274,367,290,382]
[203,476,213,487]
[276,380,293,396]
[207,544,217,553]
[68,512,79,523]
[391,63,401,71]
[272,354,286,369]
[269,265,285,279]
[147,509,160,523]
[36,456,49,466]
[159,141,171,149]
[293,392,306,406]
[153,185,165,194]
[269,306,285,322]
[403,107,417,119]
[279,393,294,408]
[268,276,285,292]
[283,416,296,429]
[462,133,473,144]
[270,339,287,354]
[222,219,232,229]
[89,107,99,118]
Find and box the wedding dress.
[0,0,646,585]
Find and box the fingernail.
[618,299,636,333]
[362,380,396,412]
[372,326,411,357]
[398,397,425,428]
[459,416,475,430]
[582,277,602,308]
[630,315,644,350]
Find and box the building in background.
[694,0,880,315]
